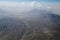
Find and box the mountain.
[0,9,60,40]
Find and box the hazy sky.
[0,0,60,2]
[0,0,60,18]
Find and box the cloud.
[0,2,42,16]
[47,6,51,9]
[31,1,42,9]
[0,1,60,18]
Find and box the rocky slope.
[0,9,60,40]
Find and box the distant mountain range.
[0,9,60,40]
